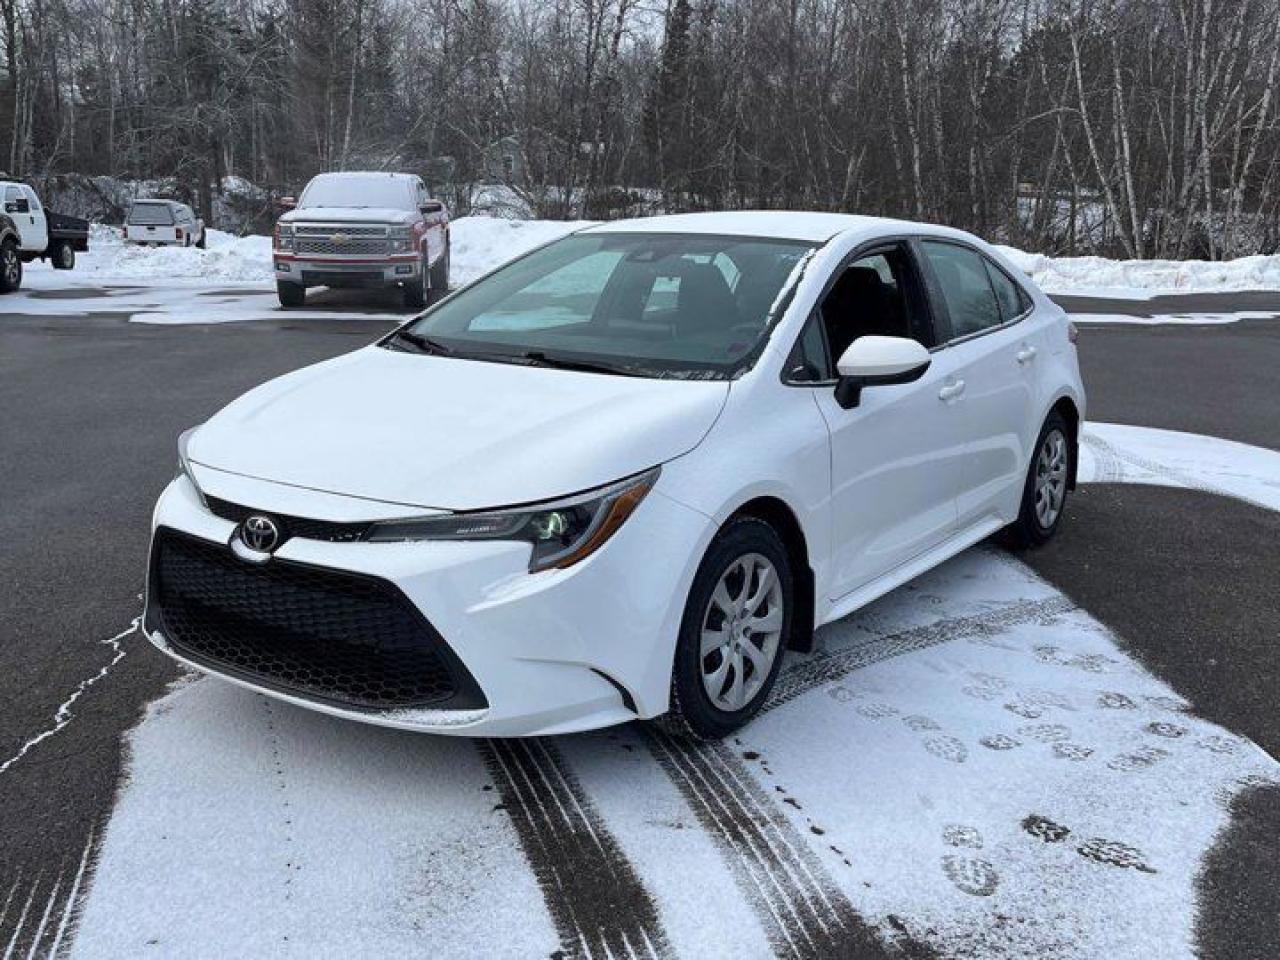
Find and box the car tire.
[1006,410,1072,548]
[277,280,306,308]
[655,517,794,741]
[403,253,429,309]
[51,240,76,270]
[0,238,22,293]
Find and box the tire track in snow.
[766,596,1077,714]
[645,730,888,959]
[479,738,671,959]
[0,828,94,959]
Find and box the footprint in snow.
[1076,837,1156,873]
[1021,814,1071,843]
[923,735,968,764]
[1144,721,1187,739]
[1196,734,1240,755]
[1107,745,1170,772]
[979,734,1021,751]
[1097,691,1138,710]
[1053,742,1094,761]
[1017,723,1073,743]
[902,714,941,732]
[856,702,899,719]
[1144,694,1190,713]
[827,685,858,704]
[1003,700,1044,720]
[942,824,983,849]
[941,854,999,896]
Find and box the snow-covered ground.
[51,422,1280,959]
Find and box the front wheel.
[656,518,794,741]
[277,280,306,308]
[0,239,22,292]
[1006,412,1072,548]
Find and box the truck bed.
[48,211,90,251]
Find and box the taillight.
[1067,321,1079,344]
[176,228,184,240]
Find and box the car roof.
[309,171,418,182]
[581,210,974,245]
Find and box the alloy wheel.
[2,247,18,285]
[700,552,784,711]
[1034,428,1068,528]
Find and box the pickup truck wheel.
[0,239,22,292]
[277,280,306,308]
[429,246,450,303]
[52,240,75,270]
[402,256,428,310]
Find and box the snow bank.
[997,245,1280,299]
[449,216,594,284]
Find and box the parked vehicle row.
[144,210,1085,741]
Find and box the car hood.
[188,347,730,511]
[278,207,418,225]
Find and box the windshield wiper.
[516,350,641,377]
[387,329,452,355]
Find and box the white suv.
[124,199,206,247]
[145,212,1084,740]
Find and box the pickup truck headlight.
[366,468,659,572]
[274,224,294,252]
[388,226,413,254]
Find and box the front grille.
[296,237,388,257]
[295,224,386,237]
[206,496,370,544]
[148,528,486,711]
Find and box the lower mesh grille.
[148,528,485,711]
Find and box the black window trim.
[915,236,1035,348]
[781,235,944,388]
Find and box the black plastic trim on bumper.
[146,527,487,713]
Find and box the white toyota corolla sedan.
[144,212,1084,740]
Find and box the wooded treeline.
[3,0,1279,257]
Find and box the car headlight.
[177,426,206,504]
[274,224,294,252]
[366,468,660,572]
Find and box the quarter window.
[921,241,1003,339]
[985,260,1032,322]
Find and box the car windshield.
[395,232,816,378]
[299,176,412,210]
[128,202,174,225]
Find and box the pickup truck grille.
[292,223,389,257]
[296,236,388,256]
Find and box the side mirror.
[834,335,931,409]
[278,196,297,210]
[420,200,444,215]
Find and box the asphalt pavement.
[1,290,1277,957]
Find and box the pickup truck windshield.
[128,203,174,225]
[396,232,815,379]
[298,176,412,211]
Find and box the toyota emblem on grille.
[240,515,280,552]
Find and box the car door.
[4,186,40,251]
[21,187,47,250]
[797,241,966,600]
[916,239,1041,529]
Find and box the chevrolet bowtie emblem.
[330,233,348,244]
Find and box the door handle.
[938,379,966,402]
[1016,345,1038,364]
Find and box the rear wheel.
[656,518,794,740]
[1006,411,1071,548]
[52,240,76,270]
[277,280,306,308]
[0,239,22,292]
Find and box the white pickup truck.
[1,180,90,274]
[272,171,450,309]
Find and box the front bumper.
[144,473,714,737]
[273,254,419,288]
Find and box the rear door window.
[985,260,1032,322]
[129,203,175,225]
[920,241,1003,339]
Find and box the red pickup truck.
[272,171,450,309]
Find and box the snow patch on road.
[1080,422,1280,513]
[1069,310,1277,326]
